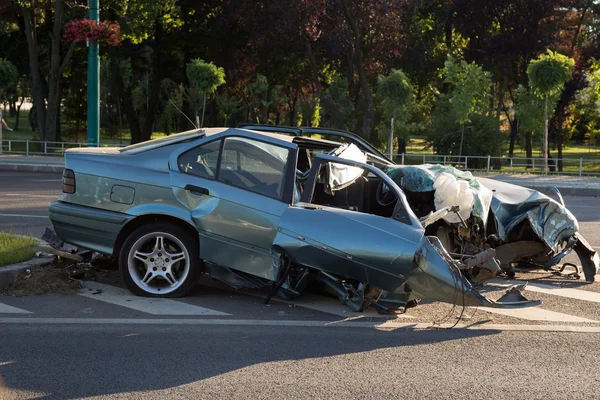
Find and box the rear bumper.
[48,201,133,255]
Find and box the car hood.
[477,178,578,252]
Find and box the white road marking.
[78,282,230,316]
[1,193,58,199]
[1,317,600,333]
[477,307,596,323]
[0,213,48,219]
[489,279,600,304]
[0,302,33,314]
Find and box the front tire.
[119,222,201,297]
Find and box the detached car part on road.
[49,127,599,313]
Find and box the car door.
[275,153,423,288]
[169,134,297,280]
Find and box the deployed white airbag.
[326,143,367,194]
[433,172,474,223]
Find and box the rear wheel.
[119,222,201,297]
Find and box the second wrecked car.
[48,126,598,313]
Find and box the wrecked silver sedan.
[48,127,598,313]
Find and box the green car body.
[50,126,582,312]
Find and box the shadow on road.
[0,323,500,398]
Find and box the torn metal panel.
[317,271,368,312]
[493,241,548,268]
[407,236,541,308]
[573,232,600,283]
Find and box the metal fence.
[392,153,600,176]
[0,139,125,157]
[1,139,599,176]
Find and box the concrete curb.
[0,163,64,173]
[0,237,56,291]
[0,256,56,291]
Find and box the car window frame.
[299,153,420,226]
[217,136,292,202]
[177,138,223,181]
[177,134,297,204]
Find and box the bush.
[426,97,505,168]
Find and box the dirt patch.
[0,256,121,296]
[0,265,81,296]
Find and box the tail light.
[62,169,76,194]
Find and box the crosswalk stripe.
[0,302,32,314]
[78,282,231,316]
[488,279,600,304]
[477,307,597,323]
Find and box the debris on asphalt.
[497,284,531,303]
[41,227,63,249]
[37,246,84,262]
[1,229,120,296]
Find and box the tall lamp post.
[87,0,99,147]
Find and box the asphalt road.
[1,324,599,400]
[0,171,61,238]
[2,171,600,399]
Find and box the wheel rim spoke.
[164,271,178,286]
[141,270,156,285]
[154,236,165,252]
[134,250,152,264]
[167,251,186,264]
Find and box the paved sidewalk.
[1,155,599,196]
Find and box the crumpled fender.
[407,236,541,308]
[574,232,600,283]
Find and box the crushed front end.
[386,164,599,284]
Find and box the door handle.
[184,184,210,195]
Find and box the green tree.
[186,59,225,128]
[527,50,574,173]
[0,58,18,154]
[18,0,78,142]
[514,85,559,167]
[216,92,243,126]
[0,58,17,98]
[299,97,321,127]
[377,69,413,157]
[573,64,600,150]
[322,75,355,130]
[443,57,491,156]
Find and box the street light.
[87,0,99,147]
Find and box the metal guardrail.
[0,139,126,157]
[1,139,599,176]
[392,153,600,176]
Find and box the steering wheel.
[376,180,397,207]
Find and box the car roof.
[204,127,342,148]
[204,127,293,142]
